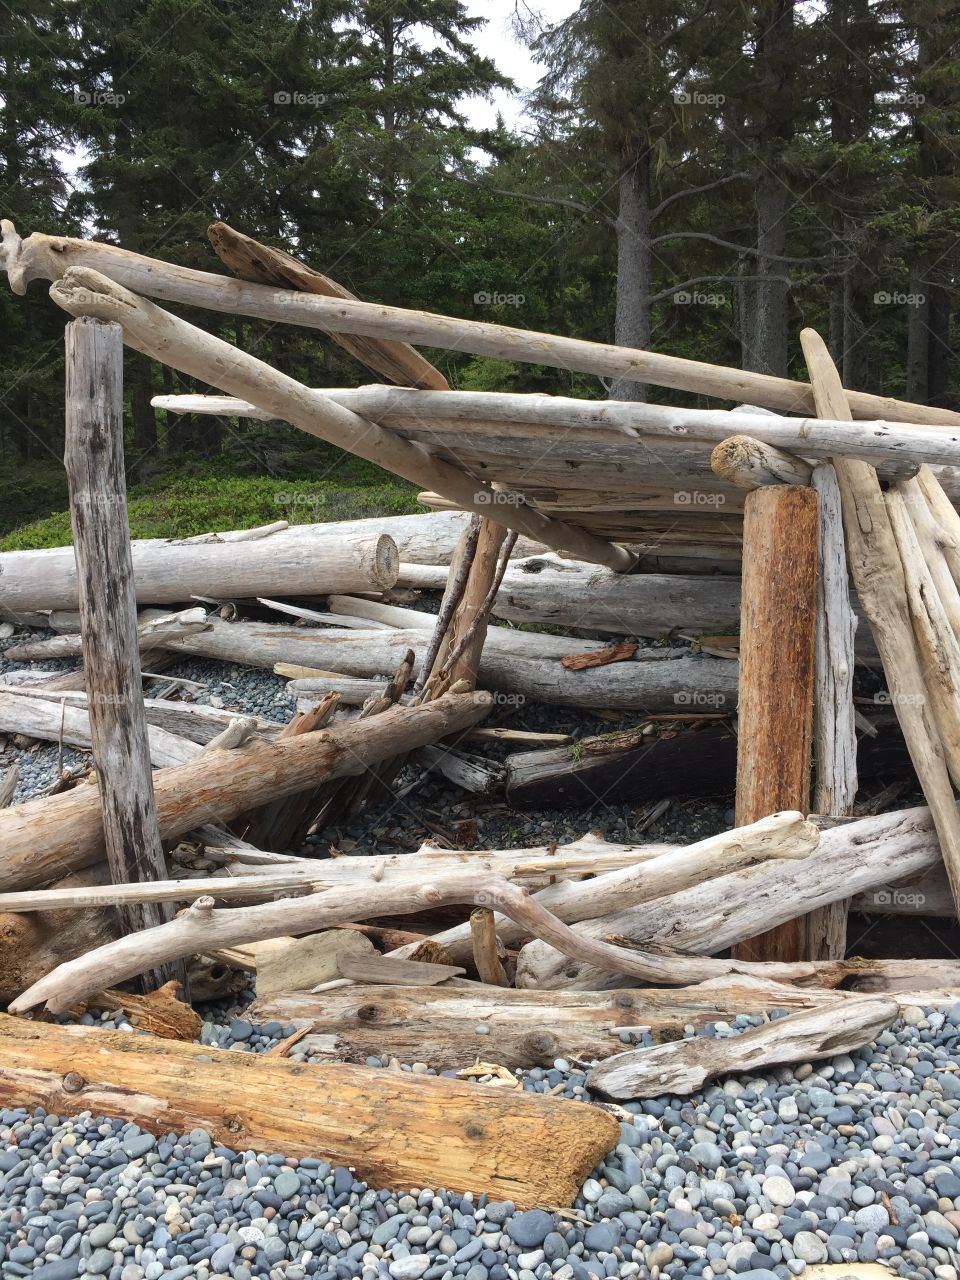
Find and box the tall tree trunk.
[611,149,652,402]
[928,284,952,407]
[906,261,930,404]
[745,0,795,378]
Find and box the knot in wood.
[356,1003,382,1023]
[62,1071,85,1093]
[190,895,215,914]
[465,1120,485,1139]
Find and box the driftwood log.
[513,803,945,989]
[587,997,899,1098]
[248,982,865,1070]
[733,485,818,963]
[0,1014,618,1207]
[63,317,173,984]
[0,691,491,890]
[4,218,959,423]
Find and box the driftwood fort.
[5,216,960,1214]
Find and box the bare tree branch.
[649,231,838,262]
[650,174,750,222]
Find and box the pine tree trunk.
[611,149,652,402]
[906,262,930,403]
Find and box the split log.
[4,607,209,661]
[0,690,200,767]
[256,930,376,997]
[0,528,398,616]
[335,954,466,986]
[5,218,958,423]
[807,462,858,960]
[0,764,18,808]
[513,803,945,989]
[48,267,634,573]
[917,465,960,589]
[64,317,172,982]
[470,908,509,986]
[207,221,448,391]
[711,435,813,488]
[420,745,504,795]
[903,474,960,639]
[0,1014,618,1207]
[249,983,845,1070]
[0,690,491,891]
[732,482,818,963]
[886,485,960,788]
[586,997,898,1099]
[801,327,960,918]
[70,981,202,1041]
[389,811,816,967]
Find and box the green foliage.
[0,462,424,550]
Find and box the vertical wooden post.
[807,462,858,959]
[732,484,819,963]
[64,317,176,991]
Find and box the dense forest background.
[1,0,959,541]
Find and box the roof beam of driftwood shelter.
[148,387,960,474]
[44,267,634,573]
[3,218,959,426]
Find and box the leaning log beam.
[46,267,635,573]
[0,1014,618,1208]
[4,220,958,424]
[0,691,491,891]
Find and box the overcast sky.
[460,0,580,132]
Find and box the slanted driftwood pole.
[732,484,819,963]
[801,327,960,919]
[64,317,175,991]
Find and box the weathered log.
[207,221,449,391]
[807,462,858,959]
[4,607,209,661]
[248,983,843,1070]
[64,317,173,984]
[5,218,958,423]
[513,804,945,989]
[0,691,199,767]
[0,764,18,808]
[0,691,491,891]
[256,930,377,996]
[48,268,633,572]
[711,435,814,488]
[0,1014,617,1207]
[470,908,509,986]
[0,529,398,616]
[733,484,818,963]
[70,981,201,1041]
[586,997,898,1099]
[801,328,960,919]
[388,812,816,967]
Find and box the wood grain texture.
[0,1014,618,1207]
[64,318,172,984]
[733,485,818,963]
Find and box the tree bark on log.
[587,997,898,1099]
[0,691,491,891]
[513,803,945,989]
[64,317,173,984]
[0,1014,618,1208]
[733,485,818,956]
[5,219,958,423]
